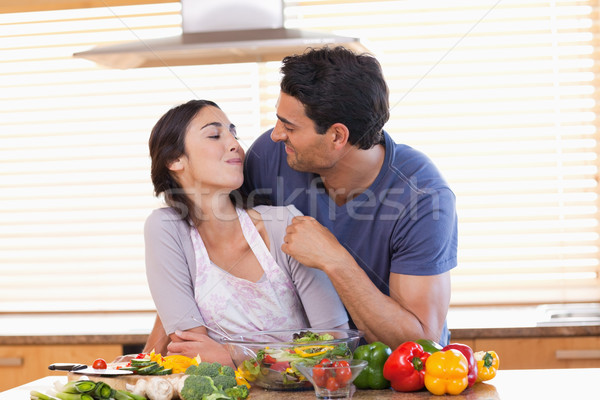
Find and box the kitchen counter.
[2,369,598,400]
[1,306,599,346]
[0,312,155,346]
[447,305,600,339]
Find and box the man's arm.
[143,314,169,355]
[326,264,450,348]
[167,328,235,368]
[143,315,235,367]
[282,216,451,349]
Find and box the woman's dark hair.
[149,99,235,224]
[280,46,389,150]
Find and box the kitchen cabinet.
[451,336,600,369]
[449,338,475,349]
[0,344,122,391]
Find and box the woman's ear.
[329,123,350,149]
[167,157,184,172]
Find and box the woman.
[144,100,348,366]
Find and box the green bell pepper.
[415,339,443,354]
[353,341,392,389]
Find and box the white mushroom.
[175,375,188,399]
[127,378,148,397]
[166,376,184,399]
[145,377,174,400]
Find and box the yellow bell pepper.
[293,345,334,357]
[235,368,251,388]
[148,350,163,363]
[474,350,499,382]
[424,349,469,395]
[237,365,257,382]
[160,354,199,374]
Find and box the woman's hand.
[167,329,235,368]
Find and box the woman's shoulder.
[145,207,190,230]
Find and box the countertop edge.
[2,325,600,346]
[0,334,149,346]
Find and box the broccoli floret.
[180,375,220,400]
[224,385,249,400]
[189,362,221,378]
[218,365,236,378]
[212,375,237,390]
[185,365,199,375]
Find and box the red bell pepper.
[442,343,478,387]
[263,355,277,364]
[382,341,430,392]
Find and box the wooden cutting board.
[67,371,184,391]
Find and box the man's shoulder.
[387,138,432,166]
[384,133,451,190]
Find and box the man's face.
[271,92,334,173]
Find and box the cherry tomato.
[92,358,107,369]
[334,363,352,386]
[312,364,328,387]
[319,358,332,367]
[326,376,340,392]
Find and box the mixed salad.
[237,330,352,388]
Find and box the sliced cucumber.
[153,368,173,375]
[130,360,154,367]
[137,363,163,375]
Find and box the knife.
[49,363,133,376]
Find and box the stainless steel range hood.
[73,0,367,69]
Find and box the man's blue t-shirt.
[242,129,458,344]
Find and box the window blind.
[286,0,600,305]
[0,2,267,312]
[1,0,598,312]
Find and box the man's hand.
[281,216,354,270]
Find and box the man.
[144,46,456,354]
[241,46,457,349]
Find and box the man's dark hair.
[280,46,389,149]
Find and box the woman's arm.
[144,210,205,341]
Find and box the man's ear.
[167,157,184,172]
[329,123,349,149]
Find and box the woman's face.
[170,106,244,194]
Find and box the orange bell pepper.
[474,350,499,382]
[424,349,469,395]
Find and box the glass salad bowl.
[221,329,363,391]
